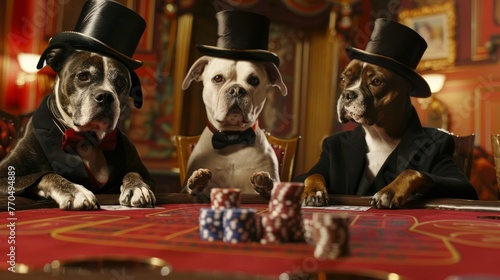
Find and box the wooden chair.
[264,132,300,182]
[451,133,475,179]
[174,133,300,185]
[174,135,201,185]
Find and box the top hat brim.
[196,45,280,67]
[37,32,143,70]
[346,46,431,98]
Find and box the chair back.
[264,132,300,182]
[174,135,201,185]
[452,134,475,179]
[0,110,20,160]
[174,133,300,185]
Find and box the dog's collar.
[206,121,258,149]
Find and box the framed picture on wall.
[471,0,500,61]
[399,1,456,70]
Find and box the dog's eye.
[339,77,346,87]
[212,75,224,83]
[77,72,90,81]
[116,77,127,88]
[371,78,383,86]
[247,76,260,87]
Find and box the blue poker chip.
[222,208,258,243]
[199,208,223,241]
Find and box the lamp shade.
[422,74,446,94]
[17,53,41,74]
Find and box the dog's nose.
[94,92,115,104]
[343,90,357,101]
[228,86,246,98]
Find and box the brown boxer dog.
[302,60,431,208]
[298,18,477,208]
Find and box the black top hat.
[37,0,145,70]
[197,10,280,66]
[37,0,146,108]
[345,18,431,98]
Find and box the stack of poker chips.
[199,184,351,259]
[199,188,258,243]
[305,212,350,259]
[199,208,223,241]
[260,182,305,244]
[211,187,241,210]
[223,208,258,243]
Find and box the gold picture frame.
[471,0,500,62]
[399,1,456,71]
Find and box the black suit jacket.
[294,108,478,200]
[0,95,155,195]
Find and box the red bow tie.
[61,129,117,152]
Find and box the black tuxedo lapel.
[341,126,367,195]
[394,107,427,174]
[370,146,400,193]
[32,95,89,186]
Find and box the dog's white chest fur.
[187,127,278,194]
[363,126,400,180]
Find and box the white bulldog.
[181,56,287,198]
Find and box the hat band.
[199,45,278,56]
[365,40,422,70]
[58,31,142,66]
[347,47,419,72]
[197,44,280,66]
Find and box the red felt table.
[1,194,500,280]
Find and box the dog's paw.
[370,189,402,209]
[302,174,329,206]
[371,184,410,209]
[37,174,99,210]
[250,171,274,198]
[370,169,431,209]
[51,184,100,210]
[371,180,405,209]
[187,169,212,194]
[120,172,156,207]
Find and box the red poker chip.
[210,188,241,210]
[307,213,350,259]
[270,182,304,200]
[259,183,306,244]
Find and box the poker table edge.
[0,193,499,212]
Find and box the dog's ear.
[129,70,143,109]
[42,45,76,73]
[264,62,287,96]
[182,56,211,90]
